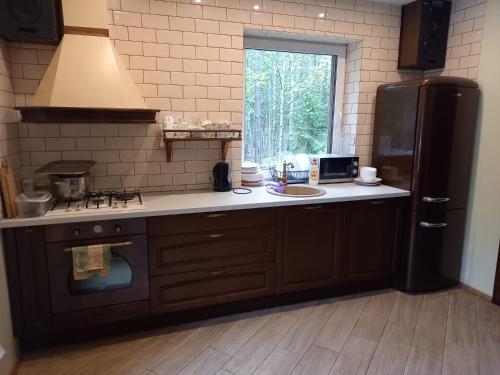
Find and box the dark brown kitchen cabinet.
[149,226,275,275]
[340,199,403,283]
[150,262,275,313]
[277,204,342,293]
[148,208,276,236]
[3,227,52,349]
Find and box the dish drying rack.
[269,167,309,184]
[162,129,242,162]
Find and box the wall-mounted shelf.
[162,129,242,162]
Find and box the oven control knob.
[353,161,358,166]
[353,168,358,175]
[73,228,81,236]
[115,225,122,233]
[93,225,103,234]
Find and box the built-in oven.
[45,219,149,314]
[309,154,359,183]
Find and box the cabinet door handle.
[304,205,322,210]
[422,196,450,203]
[207,270,225,276]
[420,221,447,228]
[369,200,384,205]
[63,241,133,253]
[208,233,224,239]
[206,213,227,218]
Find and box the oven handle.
[63,241,133,253]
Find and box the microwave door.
[320,159,352,182]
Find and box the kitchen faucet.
[278,161,294,184]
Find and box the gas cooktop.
[47,190,145,215]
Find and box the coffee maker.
[213,162,232,192]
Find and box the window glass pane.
[244,49,334,167]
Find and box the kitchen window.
[243,34,346,168]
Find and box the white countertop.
[0,183,410,229]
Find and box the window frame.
[243,32,346,156]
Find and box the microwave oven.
[309,154,359,183]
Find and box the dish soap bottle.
[309,158,319,185]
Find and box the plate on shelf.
[241,172,264,182]
[354,177,382,186]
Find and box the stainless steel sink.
[266,185,326,197]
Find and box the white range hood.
[18,0,158,123]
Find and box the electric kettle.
[213,162,232,192]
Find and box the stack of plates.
[242,162,264,186]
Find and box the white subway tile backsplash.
[104,136,134,150]
[173,172,196,185]
[129,27,157,42]
[6,0,486,191]
[92,150,121,163]
[46,137,76,151]
[148,173,173,186]
[60,123,90,137]
[76,137,105,151]
[113,11,142,27]
[150,0,176,16]
[195,19,220,34]
[107,162,135,176]
[90,124,119,137]
[170,17,196,32]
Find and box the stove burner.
[52,189,143,211]
[85,190,109,208]
[92,198,105,206]
[114,192,138,202]
[110,190,142,205]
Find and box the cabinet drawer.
[150,262,275,313]
[150,226,275,276]
[148,208,276,236]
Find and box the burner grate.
[110,190,142,205]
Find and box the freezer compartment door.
[412,86,479,210]
[403,208,466,291]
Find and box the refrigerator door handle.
[420,221,447,228]
[422,196,450,203]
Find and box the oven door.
[46,234,149,313]
[319,157,356,183]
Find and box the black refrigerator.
[372,77,480,291]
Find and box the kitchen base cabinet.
[2,200,405,351]
[277,204,342,293]
[150,262,275,313]
[3,227,52,349]
[340,198,403,283]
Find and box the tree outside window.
[244,48,336,168]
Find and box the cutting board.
[0,159,18,218]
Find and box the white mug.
[360,167,377,181]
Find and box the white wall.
[0,233,16,375]
[461,0,500,296]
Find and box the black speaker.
[0,0,63,44]
[398,0,451,70]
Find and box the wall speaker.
[0,0,63,44]
[398,0,452,70]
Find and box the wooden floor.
[17,288,500,375]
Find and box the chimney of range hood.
[16,0,159,123]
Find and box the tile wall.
[4,0,487,192]
[426,0,487,79]
[0,39,20,189]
